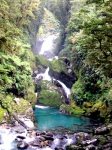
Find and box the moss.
[60,101,85,115]
[49,59,67,73]
[36,55,50,68]
[38,90,62,107]
[0,106,7,123]
[83,102,93,108]
[37,80,63,107]
[2,95,14,113]
[99,104,110,118]
[91,101,103,111]
[27,50,36,69]
[27,86,36,108]
[11,98,30,115]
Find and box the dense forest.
[0,0,112,124]
[0,0,112,150]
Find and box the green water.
[34,106,97,132]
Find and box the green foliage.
[41,0,71,27]
[71,78,85,105]
[62,0,112,121]
[60,101,85,115]
[38,8,60,36]
[0,0,41,116]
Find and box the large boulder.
[37,80,64,107]
[17,141,29,149]
[35,55,50,73]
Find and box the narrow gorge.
[0,0,112,150]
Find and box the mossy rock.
[99,104,110,118]
[0,94,34,122]
[0,106,7,123]
[36,55,50,68]
[91,101,103,111]
[49,59,76,88]
[38,90,63,107]
[27,50,36,70]
[27,87,36,108]
[89,101,110,120]
[60,101,85,116]
[10,98,34,120]
[37,80,63,107]
[83,102,93,108]
[49,59,67,73]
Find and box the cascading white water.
[39,35,56,55]
[0,129,16,150]
[37,34,71,98]
[36,67,51,81]
[57,80,71,98]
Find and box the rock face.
[49,59,77,88]
[35,55,50,73]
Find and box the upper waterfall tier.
[39,34,58,59]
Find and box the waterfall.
[39,35,56,55]
[36,67,51,81]
[57,80,71,98]
[37,34,71,99]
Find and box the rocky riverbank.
[0,122,112,150]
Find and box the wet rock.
[66,144,84,150]
[82,139,98,146]
[15,129,25,134]
[93,135,107,145]
[107,123,112,130]
[59,135,67,140]
[39,131,46,136]
[39,136,46,141]
[17,141,29,149]
[36,132,40,136]
[0,135,2,144]
[75,132,92,142]
[42,135,54,141]
[55,148,64,150]
[94,126,109,135]
[16,135,26,140]
[30,140,40,147]
[85,144,96,150]
[46,133,53,137]
[104,142,112,149]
